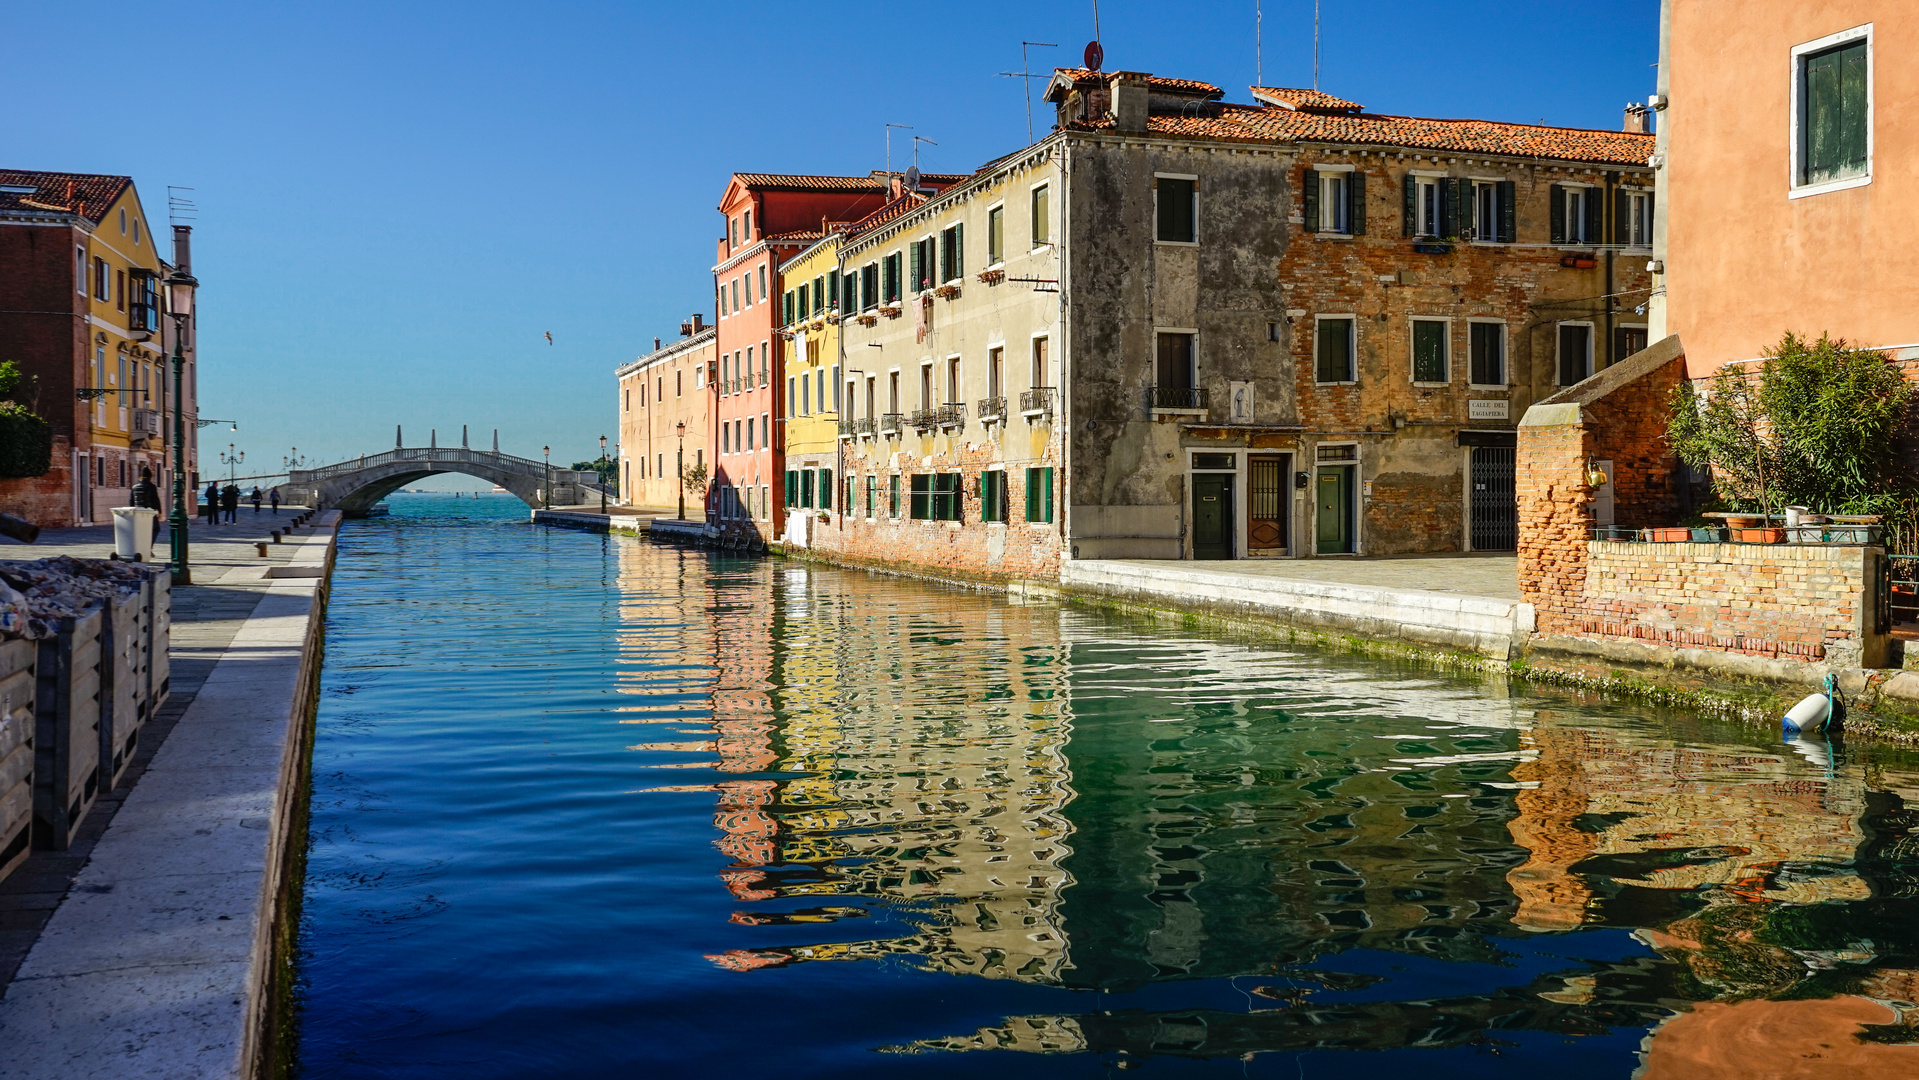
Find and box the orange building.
[1651,1,1916,375]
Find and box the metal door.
[1315,466,1353,554]
[1469,446,1517,551]
[1247,455,1287,552]
[1192,474,1233,560]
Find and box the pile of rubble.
[0,557,159,640]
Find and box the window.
[1411,319,1448,383]
[861,263,879,309]
[1030,185,1050,246]
[1410,176,1442,237]
[820,468,833,511]
[760,344,768,384]
[814,275,826,313]
[920,364,934,409]
[1024,467,1054,523]
[1031,336,1049,386]
[830,365,839,412]
[844,272,858,312]
[719,280,729,317]
[746,417,755,451]
[1797,30,1871,189]
[883,253,902,303]
[1469,322,1505,387]
[1558,323,1593,386]
[1304,168,1363,235]
[1155,332,1195,391]
[743,210,751,239]
[1315,317,1355,384]
[730,215,739,248]
[782,290,794,327]
[731,278,740,312]
[1156,176,1196,243]
[758,265,766,301]
[800,469,815,509]
[945,356,961,403]
[785,470,798,507]
[1551,184,1600,245]
[1622,191,1654,248]
[76,247,86,295]
[94,258,110,301]
[987,347,1004,399]
[1614,325,1649,364]
[119,208,126,234]
[799,375,809,416]
[677,370,682,396]
[910,236,936,292]
[987,205,1005,264]
[865,475,876,517]
[980,470,1007,523]
[888,371,900,414]
[819,368,829,413]
[722,420,732,454]
[744,272,754,307]
[908,473,963,521]
[889,474,901,517]
[938,224,964,282]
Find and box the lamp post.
[221,443,244,483]
[676,420,686,521]
[164,268,197,585]
[598,434,608,514]
[542,445,550,509]
[283,447,307,471]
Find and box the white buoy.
[1782,691,1832,733]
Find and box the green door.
[1315,466,1353,554]
[1193,474,1233,559]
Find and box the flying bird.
[544,331,553,346]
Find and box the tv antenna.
[167,186,196,227]
[1314,0,1321,91]
[912,135,938,175]
[1083,0,1103,72]
[999,41,1059,144]
[1256,0,1263,87]
[884,123,913,182]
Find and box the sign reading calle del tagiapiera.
[1468,398,1510,421]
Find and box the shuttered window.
[979,471,1006,523]
[820,469,833,511]
[1024,467,1054,523]
[1801,38,1868,185]
[1315,318,1355,384]
[1156,177,1196,242]
[1412,320,1448,383]
[1030,185,1050,245]
[1470,323,1505,387]
[883,252,901,303]
[1558,324,1593,386]
[889,474,900,517]
[938,224,964,282]
[813,275,826,313]
[909,473,932,519]
[987,206,1005,264]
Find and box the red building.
[708,172,961,546]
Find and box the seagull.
[544,331,553,346]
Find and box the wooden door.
[1247,455,1287,552]
[1192,474,1233,560]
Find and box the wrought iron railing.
[879,413,903,436]
[936,403,967,429]
[837,419,857,438]
[1149,386,1209,411]
[854,416,876,437]
[976,396,1006,420]
[1020,387,1055,415]
[909,409,939,431]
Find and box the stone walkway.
[0,509,315,995]
[1097,552,1522,601]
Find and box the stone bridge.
[281,447,608,517]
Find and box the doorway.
[1192,473,1234,559]
[1315,466,1354,554]
[1468,445,1517,550]
[1247,454,1288,554]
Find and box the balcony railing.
[854,416,876,438]
[1020,387,1055,416]
[936,402,967,429]
[879,413,903,436]
[977,396,1006,422]
[1149,386,1209,412]
[909,408,939,432]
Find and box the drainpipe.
[1603,172,1616,368]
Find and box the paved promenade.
[0,507,338,1077]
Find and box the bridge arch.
[283,448,604,518]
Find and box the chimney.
[690,312,706,332]
[653,337,662,351]
[890,174,904,201]
[1623,102,1651,134]
[172,225,194,273]
[1108,72,1151,132]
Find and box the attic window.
[0,185,36,194]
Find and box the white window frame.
[1560,182,1594,245]
[1466,318,1509,390]
[1029,183,1052,250]
[1318,171,1349,235]
[1153,172,1199,247]
[985,201,1006,267]
[1470,178,1505,245]
[1556,320,1596,387]
[1413,175,1442,237]
[938,227,962,284]
[1623,188,1653,249]
[1313,314,1358,386]
[1790,23,1874,199]
[1409,316,1451,386]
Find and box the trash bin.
[111,507,157,562]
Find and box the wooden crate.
[0,638,34,885]
[147,571,170,713]
[33,609,101,851]
[99,588,146,793]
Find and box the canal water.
[292,494,1919,1078]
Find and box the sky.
[5,0,1659,490]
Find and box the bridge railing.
[289,446,556,484]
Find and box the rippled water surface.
[294,494,1919,1078]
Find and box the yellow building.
[776,235,842,542]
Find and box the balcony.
[854,416,876,438]
[1020,387,1055,418]
[130,408,162,444]
[908,408,939,432]
[879,413,903,437]
[976,396,1006,423]
[1148,386,1209,413]
[838,419,857,439]
[936,403,967,430]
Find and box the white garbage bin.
[111,507,157,562]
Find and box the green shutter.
[1348,170,1366,235]
[908,243,921,293]
[1301,168,1319,232]
[1043,467,1054,523]
[821,469,833,510]
[1498,181,1516,243]
[1585,188,1604,246]
[1613,187,1628,245]
[1402,172,1416,237]
[953,222,964,278]
[1457,180,1476,240]
[1439,178,1456,239]
[1549,185,1566,244]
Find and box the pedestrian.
[130,467,163,544]
[251,487,262,513]
[270,488,281,514]
[204,481,220,526]
[221,483,239,523]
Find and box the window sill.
[1154,239,1200,248]
[1028,244,1053,255]
[1467,384,1510,392]
[1314,231,1355,241]
[1313,380,1358,388]
[1411,381,1450,389]
[1790,173,1871,200]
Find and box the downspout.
[1603,172,1616,368]
[1057,138,1071,553]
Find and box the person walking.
[130,467,163,544]
[221,483,239,523]
[204,481,220,526]
[270,488,281,514]
[251,486,263,513]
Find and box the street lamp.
[676,420,686,521]
[164,267,197,585]
[542,445,550,509]
[598,434,608,514]
[221,443,244,483]
[283,447,307,471]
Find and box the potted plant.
[1645,527,1692,542]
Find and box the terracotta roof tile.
[0,169,131,224]
[1249,86,1364,114]
[1053,68,1224,99]
[846,193,931,238]
[732,171,970,194]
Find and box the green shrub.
[0,404,52,478]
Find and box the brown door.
[1248,455,1287,552]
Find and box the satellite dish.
[904,165,921,192]
[1084,40,1103,72]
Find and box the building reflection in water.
[618,551,1919,1070]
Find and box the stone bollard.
[271,530,281,543]
[254,542,269,557]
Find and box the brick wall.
[0,436,77,527]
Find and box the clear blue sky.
[5,0,1658,487]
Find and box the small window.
[987,205,1005,265]
[1558,323,1593,386]
[862,263,879,309]
[1624,191,1654,248]
[118,208,126,234]
[1031,337,1050,387]
[1024,467,1055,523]
[1192,453,1235,470]
[813,275,826,313]
[758,265,767,300]
[945,356,961,403]
[1030,185,1050,246]
[731,278,740,312]
[889,474,901,517]
[1156,177,1196,243]
[743,210,752,240]
[1413,177,1442,236]
[883,252,902,303]
[1614,326,1649,364]
[1318,172,1348,233]
[800,375,810,416]
[980,470,1007,523]
[1411,320,1448,383]
[938,224,964,282]
[1316,444,1357,462]
[1469,323,1506,387]
[744,272,754,307]
[1551,185,1600,245]
[1315,317,1355,384]
[1155,332,1195,391]
[987,347,1004,399]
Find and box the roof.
[1249,86,1364,114]
[1073,101,1655,167]
[617,325,717,376]
[1049,69,1224,99]
[731,171,970,194]
[846,193,932,238]
[0,169,131,223]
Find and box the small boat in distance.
[491,485,507,494]
[366,502,391,517]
